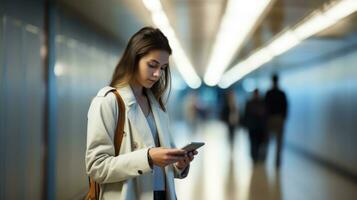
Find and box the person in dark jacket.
[244,89,267,164]
[265,74,288,169]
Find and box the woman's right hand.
[148,147,187,167]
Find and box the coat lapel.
[146,90,171,148]
[118,86,155,148]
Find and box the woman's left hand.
[175,150,198,170]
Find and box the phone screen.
[181,142,205,152]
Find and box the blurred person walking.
[265,74,288,169]
[183,91,200,135]
[244,89,268,164]
[220,89,240,150]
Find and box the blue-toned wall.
[0,1,122,199]
[53,8,121,199]
[281,49,357,175]
[0,0,44,199]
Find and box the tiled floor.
[172,120,357,200]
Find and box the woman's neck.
[130,81,144,98]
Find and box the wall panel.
[282,49,357,175]
[54,10,121,199]
[0,11,43,200]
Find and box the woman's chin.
[143,83,154,89]
[144,81,157,88]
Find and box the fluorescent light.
[218,60,248,89]
[219,0,357,88]
[294,0,357,40]
[152,11,170,28]
[142,0,201,89]
[267,30,301,56]
[246,47,273,68]
[218,47,272,88]
[204,0,273,86]
[171,44,202,89]
[142,0,162,12]
[294,12,333,40]
[324,0,357,21]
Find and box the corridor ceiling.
[57,0,357,86]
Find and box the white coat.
[85,85,189,200]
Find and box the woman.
[85,27,198,200]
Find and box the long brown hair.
[109,27,172,111]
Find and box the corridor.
[1,0,357,199]
[173,120,357,200]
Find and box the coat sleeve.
[85,94,152,184]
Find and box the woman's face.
[136,49,169,88]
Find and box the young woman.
[85,27,198,200]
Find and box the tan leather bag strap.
[86,89,126,200]
[112,90,126,156]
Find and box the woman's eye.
[148,64,155,68]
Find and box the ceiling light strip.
[204,0,274,86]
[219,0,357,88]
[142,0,202,89]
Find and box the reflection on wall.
[54,9,120,199]
[0,1,44,199]
[282,49,357,175]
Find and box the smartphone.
[181,142,205,152]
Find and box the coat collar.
[117,85,136,107]
[117,85,170,148]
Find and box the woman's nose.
[153,69,161,77]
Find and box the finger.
[179,157,189,163]
[188,152,193,157]
[167,149,187,156]
[175,161,185,168]
[188,153,195,161]
[166,159,183,165]
[177,159,188,166]
[175,162,186,169]
[169,155,186,161]
[166,155,186,163]
[188,151,198,160]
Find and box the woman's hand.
[148,147,187,167]
[175,150,198,170]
